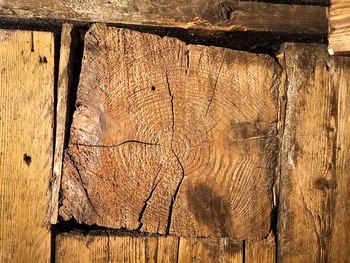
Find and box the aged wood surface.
[56,233,179,263]
[328,0,350,55]
[0,30,54,262]
[56,233,244,262]
[178,237,243,262]
[245,232,275,263]
[60,24,280,239]
[278,43,350,262]
[0,0,327,34]
[328,49,350,262]
[50,23,74,224]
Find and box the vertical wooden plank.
[245,232,275,263]
[328,0,350,55]
[277,43,349,262]
[156,236,179,262]
[56,233,108,263]
[0,30,54,262]
[178,237,243,262]
[328,55,350,262]
[50,23,74,224]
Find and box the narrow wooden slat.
[328,0,350,55]
[0,0,327,34]
[245,232,276,263]
[278,43,350,262]
[0,30,54,262]
[328,54,350,262]
[50,23,74,224]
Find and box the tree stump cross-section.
[60,24,280,239]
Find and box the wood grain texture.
[328,50,350,262]
[56,232,244,262]
[245,232,275,263]
[178,237,243,262]
[0,0,327,34]
[59,24,280,239]
[56,233,179,263]
[278,43,350,262]
[0,29,54,262]
[50,23,73,224]
[328,0,350,55]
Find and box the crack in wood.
[166,149,185,235]
[205,51,225,116]
[66,152,102,220]
[70,140,160,148]
[137,165,163,231]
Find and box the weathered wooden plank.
[245,232,275,263]
[56,233,179,263]
[178,237,243,262]
[50,23,74,224]
[0,1,327,34]
[59,24,280,239]
[328,53,350,262]
[278,43,350,262]
[56,233,245,262]
[328,0,350,55]
[0,30,54,262]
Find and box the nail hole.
[76,101,82,108]
[23,154,32,166]
[326,63,331,71]
[151,86,156,91]
[39,56,48,64]
[43,57,47,63]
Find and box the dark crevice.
[137,166,163,231]
[66,152,101,220]
[70,140,160,148]
[166,150,185,235]
[64,27,84,149]
[243,240,246,263]
[104,229,111,263]
[0,17,327,56]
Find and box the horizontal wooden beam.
[328,0,350,55]
[0,0,327,34]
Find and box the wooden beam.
[328,0,350,55]
[0,0,327,34]
[0,29,54,262]
[59,24,280,239]
[278,43,350,262]
[56,233,244,262]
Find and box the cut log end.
[60,23,280,239]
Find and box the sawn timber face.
[59,23,280,239]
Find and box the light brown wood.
[50,23,74,224]
[178,237,243,262]
[56,233,245,262]
[59,24,280,239]
[278,43,350,262]
[328,0,350,55]
[0,0,327,34]
[0,29,54,262]
[328,52,350,262]
[56,233,179,263]
[245,232,275,263]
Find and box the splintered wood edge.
[0,1,327,34]
[49,23,74,224]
